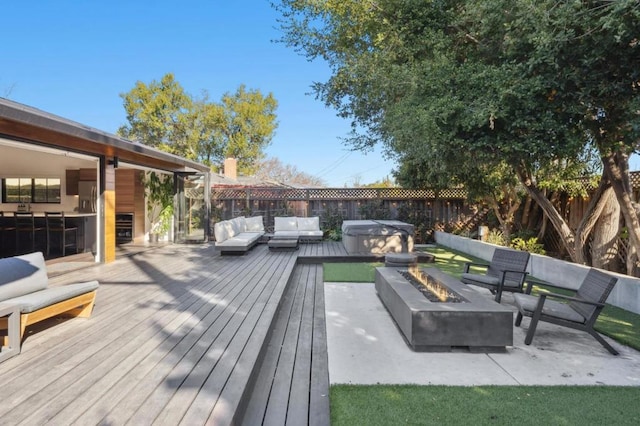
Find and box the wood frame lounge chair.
[0,251,98,349]
[461,248,530,303]
[513,268,619,355]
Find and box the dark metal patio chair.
[461,248,531,303]
[513,268,619,355]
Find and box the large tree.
[276,0,640,271]
[119,74,279,173]
[118,73,192,154]
[255,157,326,187]
[220,85,279,175]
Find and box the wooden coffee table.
[268,236,299,251]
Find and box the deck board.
[0,241,356,425]
[262,264,308,425]
[241,267,304,425]
[77,249,278,425]
[0,252,210,416]
[287,266,316,425]
[241,264,330,426]
[132,250,285,425]
[309,265,331,426]
[2,246,261,424]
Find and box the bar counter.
[10,212,97,218]
[0,212,97,259]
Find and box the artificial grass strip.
[418,246,478,278]
[323,262,383,282]
[323,261,436,283]
[330,385,640,426]
[596,305,640,350]
[322,246,478,283]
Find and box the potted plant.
[144,172,174,242]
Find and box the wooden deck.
[0,241,359,425]
[241,264,329,426]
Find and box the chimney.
[224,158,237,180]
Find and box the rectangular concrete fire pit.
[375,267,513,352]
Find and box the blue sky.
[1,0,395,187]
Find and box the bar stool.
[45,212,78,257]
[14,212,46,255]
[0,212,16,255]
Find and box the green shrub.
[485,229,507,246]
[321,206,345,240]
[327,228,342,241]
[510,236,546,254]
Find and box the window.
[1,178,61,203]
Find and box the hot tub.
[341,220,414,254]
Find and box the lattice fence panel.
[212,187,468,201]
[307,188,380,199]
[436,188,467,198]
[212,188,248,200]
[211,172,640,201]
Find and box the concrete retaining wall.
[435,231,640,314]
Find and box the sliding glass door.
[174,173,209,243]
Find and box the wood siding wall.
[104,165,116,263]
[115,169,145,241]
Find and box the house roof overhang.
[0,97,210,173]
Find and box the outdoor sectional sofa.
[214,216,265,254]
[0,251,99,356]
[274,216,323,241]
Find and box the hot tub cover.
[341,220,414,236]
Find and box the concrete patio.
[325,282,640,386]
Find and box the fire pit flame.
[399,266,466,303]
[408,265,450,302]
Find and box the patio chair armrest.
[501,269,529,278]
[463,262,489,273]
[496,270,529,291]
[539,291,606,308]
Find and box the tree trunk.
[591,187,620,271]
[602,151,640,276]
[537,213,548,241]
[521,196,533,229]
[484,184,521,241]
[574,173,611,265]
[486,198,507,236]
[516,163,577,261]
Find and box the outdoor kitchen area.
[0,140,148,260]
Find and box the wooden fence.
[210,187,471,243]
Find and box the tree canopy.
[276,0,640,268]
[118,73,278,174]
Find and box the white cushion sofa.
[214,216,265,254]
[274,216,323,241]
